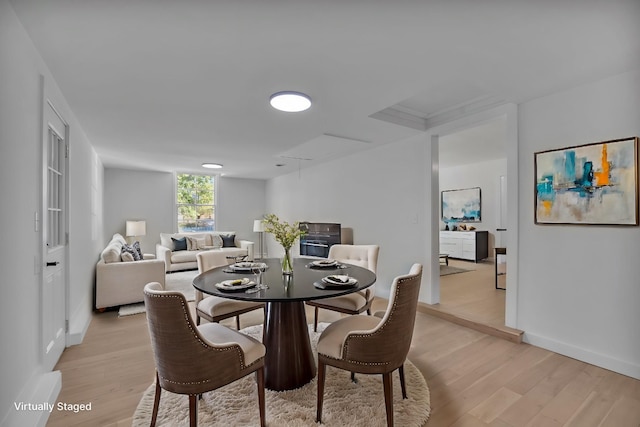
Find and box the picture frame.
[534,136,639,226]
[441,187,481,223]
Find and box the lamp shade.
[253,219,265,232]
[126,220,146,237]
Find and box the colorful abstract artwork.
[535,137,638,225]
[441,187,481,223]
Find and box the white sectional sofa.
[96,233,166,309]
[156,231,254,273]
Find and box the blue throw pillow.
[221,234,236,248]
[172,237,187,251]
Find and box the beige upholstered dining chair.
[195,251,264,329]
[316,263,423,427]
[144,282,266,427]
[306,244,380,331]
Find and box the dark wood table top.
[193,257,376,302]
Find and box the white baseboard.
[2,371,61,427]
[66,301,91,346]
[523,332,640,380]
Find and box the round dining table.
[193,257,377,391]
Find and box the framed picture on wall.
[441,187,481,222]
[534,136,639,225]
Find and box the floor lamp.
[253,219,265,259]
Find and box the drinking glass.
[252,263,268,291]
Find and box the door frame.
[422,103,519,329]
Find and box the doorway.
[437,117,507,328]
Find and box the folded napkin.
[216,278,254,289]
[325,275,350,283]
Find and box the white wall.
[439,158,507,255]
[266,134,428,296]
[0,0,103,424]
[104,171,266,248]
[518,69,640,379]
[104,168,175,253]
[216,177,266,243]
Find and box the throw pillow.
[210,234,223,249]
[121,251,135,262]
[132,241,144,259]
[187,236,206,251]
[172,237,187,251]
[121,243,141,261]
[221,234,236,248]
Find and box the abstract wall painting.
[535,137,638,225]
[442,187,481,223]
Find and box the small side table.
[439,254,449,266]
[495,247,506,290]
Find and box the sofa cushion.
[172,237,187,251]
[160,233,175,250]
[112,233,127,245]
[210,234,223,249]
[171,250,198,263]
[101,242,122,264]
[221,233,236,248]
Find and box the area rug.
[118,270,199,317]
[131,323,431,426]
[440,265,472,276]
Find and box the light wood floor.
[47,296,640,426]
[438,258,506,328]
[419,258,524,342]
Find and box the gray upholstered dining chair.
[144,282,266,427]
[306,244,380,331]
[195,251,264,329]
[316,263,423,427]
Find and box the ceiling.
[439,116,507,168]
[10,0,640,179]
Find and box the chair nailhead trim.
[146,291,248,369]
[335,275,413,363]
[161,375,214,386]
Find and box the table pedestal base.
[263,301,316,391]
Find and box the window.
[47,127,66,248]
[176,174,215,232]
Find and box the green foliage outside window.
[177,174,215,232]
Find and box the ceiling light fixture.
[269,91,311,112]
[202,163,223,169]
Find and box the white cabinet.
[439,231,488,262]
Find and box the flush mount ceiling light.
[269,91,311,112]
[202,163,223,169]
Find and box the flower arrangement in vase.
[262,214,307,275]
